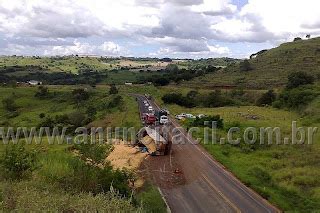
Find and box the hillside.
[184,37,320,89]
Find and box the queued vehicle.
[162,108,170,115]
[155,109,168,120]
[159,115,169,124]
[143,113,156,125]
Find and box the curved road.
[134,94,280,213]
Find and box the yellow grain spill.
[106,143,148,170]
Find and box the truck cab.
[144,113,156,125]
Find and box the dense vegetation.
[162,89,261,108]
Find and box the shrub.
[191,115,224,129]
[68,111,87,127]
[0,181,140,212]
[276,87,317,108]
[64,158,130,195]
[74,143,111,164]
[287,71,314,89]
[2,97,18,112]
[39,113,46,119]
[37,116,55,129]
[108,95,124,109]
[203,90,235,107]
[72,88,89,103]
[0,144,37,179]
[256,90,276,106]
[153,77,170,86]
[109,84,118,95]
[86,106,97,120]
[162,93,195,108]
[35,86,50,99]
[39,152,130,196]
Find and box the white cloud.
[1,0,320,57]
[150,38,231,58]
[191,0,237,15]
[208,44,230,55]
[100,42,126,55]
[240,0,320,34]
[211,0,320,42]
[44,41,94,55]
[43,40,127,56]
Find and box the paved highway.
[134,94,279,213]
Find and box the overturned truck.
[136,127,172,156]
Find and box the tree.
[72,88,89,102]
[294,37,302,42]
[165,64,179,73]
[256,90,276,106]
[109,84,118,95]
[39,113,46,119]
[2,97,18,112]
[202,90,236,108]
[35,86,49,98]
[86,106,97,119]
[153,77,170,86]
[108,95,124,109]
[287,71,314,89]
[192,115,224,129]
[68,111,87,127]
[162,93,195,108]
[240,59,252,71]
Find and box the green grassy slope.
[0,85,166,212]
[185,37,320,89]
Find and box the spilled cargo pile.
[106,141,148,170]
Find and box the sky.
[0,0,320,59]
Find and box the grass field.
[184,37,320,89]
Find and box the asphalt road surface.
[134,94,279,213]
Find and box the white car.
[185,114,196,119]
[160,115,169,124]
[144,103,149,107]
[148,106,153,111]
[162,108,170,115]
[180,113,186,117]
[197,114,206,118]
[175,115,185,120]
